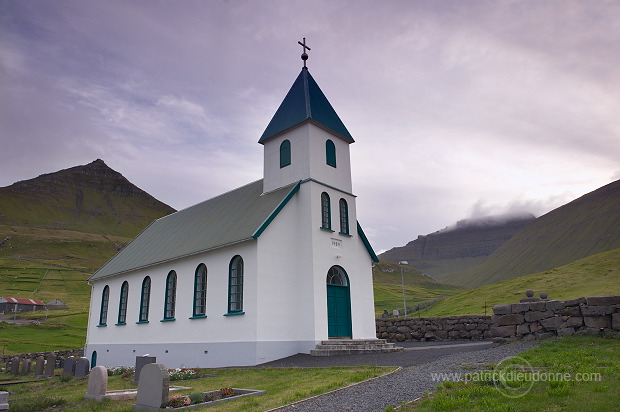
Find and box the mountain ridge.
[452,178,620,288]
[379,213,535,282]
[0,159,175,237]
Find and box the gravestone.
[10,358,19,376]
[134,355,157,383]
[55,356,64,369]
[134,363,169,410]
[34,356,45,378]
[45,354,57,377]
[75,357,90,378]
[20,359,31,375]
[0,391,8,412]
[85,365,108,401]
[63,356,76,376]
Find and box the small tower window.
[321,192,331,230]
[99,285,109,326]
[163,271,177,321]
[117,281,129,325]
[280,139,291,168]
[339,198,349,235]
[326,139,336,168]
[138,276,151,323]
[193,264,207,317]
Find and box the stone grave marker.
[63,356,76,376]
[75,357,90,378]
[10,358,20,376]
[45,354,57,377]
[0,391,8,412]
[34,356,45,378]
[55,356,63,369]
[20,359,31,375]
[85,365,108,401]
[134,355,156,383]
[134,363,169,410]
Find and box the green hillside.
[451,179,620,288]
[0,160,176,354]
[0,159,175,238]
[415,247,620,317]
[372,261,465,316]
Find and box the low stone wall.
[0,348,83,364]
[376,315,493,342]
[491,295,620,342]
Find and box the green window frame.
[99,285,109,326]
[227,256,244,315]
[321,192,331,230]
[163,271,177,321]
[117,281,129,325]
[138,276,151,323]
[339,198,349,235]
[192,264,207,318]
[280,139,291,168]
[326,139,336,168]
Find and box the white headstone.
[85,365,108,401]
[134,363,169,410]
[0,391,8,411]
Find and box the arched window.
[339,198,349,235]
[280,139,291,168]
[163,271,177,321]
[117,281,129,325]
[99,285,109,326]
[321,192,331,230]
[326,139,336,168]
[227,256,244,314]
[193,264,207,317]
[138,276,151,323]
[326,266,348,286]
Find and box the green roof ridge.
[259,67,354,143]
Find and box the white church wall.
[307,123,353,193]
[85,242,264,368]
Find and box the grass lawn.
[2,365,396,411]
[416,248,620,317]
[400,335,620,411]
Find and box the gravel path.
[269,341,539,412]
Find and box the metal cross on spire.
[298,37,311,67]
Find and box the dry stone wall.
[376,315,493,342]
[491,295,620,343]
[376,295,620,343]
[0,348,82,364]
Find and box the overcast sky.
[1,0,619,254]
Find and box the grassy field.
[402,335,620,411]
[415,248,620,317]
[2,365,396,411]
[372,261,465,317]
[0,225,131,353]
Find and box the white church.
[85,43,383,368]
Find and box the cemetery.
[0,296,617,410]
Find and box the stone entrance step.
[310,339,403,356]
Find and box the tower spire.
[298,37,311,67]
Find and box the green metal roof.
[88,180,299,281]
[259,67,354,144]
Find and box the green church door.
[326,266,352,338]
